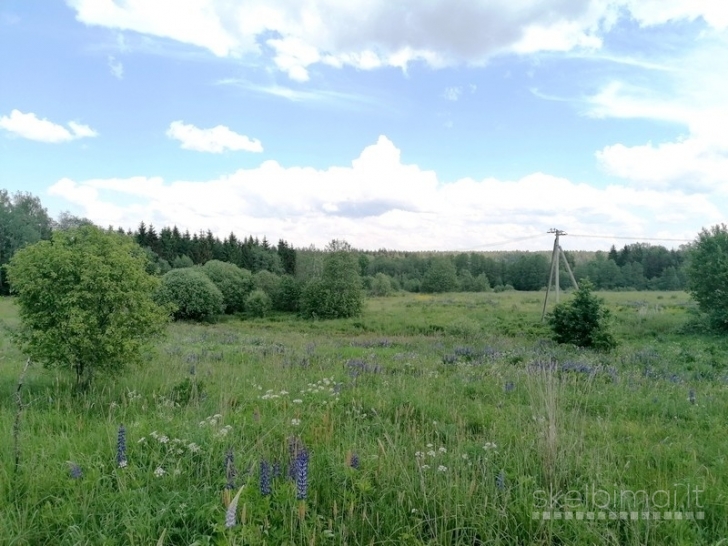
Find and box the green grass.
[1,291,727,545]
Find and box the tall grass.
[0,292,726,545]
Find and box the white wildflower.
[427,450,436,457]
[158,435,169,444]
[415,451,424,458]
[292,399,303,404]
[154,467,165,477]
[421,464,430,470]
[437,465,447,472]
[291,418,301,426]
[438,447,447,454]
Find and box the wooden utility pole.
[541,229,579,320]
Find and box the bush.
[6,226,168,387]
[370,272,393,296]
[253,270,282,300]
[273,275,301,312]
[156,268,224,322]
[686,224,728,330]
[300,242,363,319]
[422,257,458,293]
[547,280,616,351]
[172,255,194,268]
[201,260,253,314]
[245,289,272,317]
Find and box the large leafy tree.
[301,240,363,319]
[6,226,168,388]
[686,224,728,330]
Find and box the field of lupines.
[1,291,727,545]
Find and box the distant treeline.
[1,189,688,297]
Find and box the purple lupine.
[224,449,236,489]
[116,425,127,468]
[69,462,83,479]
[349,452,360,470]
[294,449,309,500]
[260,460,272,496]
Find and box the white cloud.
[443,87,462,101]
[107,55,123,79]
[0,109,98,143]
[67,0,726,79]
[166,121,263,153]
[48,136,714,251]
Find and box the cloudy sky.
[1,1,726,251]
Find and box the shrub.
[547,280,616,351]
[273,275,302,312]
[156,268,224,322]
[172,255,194,268]
[686,224,728,330]
[245,289,272,317]
[253,270,282,300]
[201,260,254,314]
[422,257,458,293]
[370,273,393,297]
[6,226,168,387]
[300,242,363,319]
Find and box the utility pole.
[541,229,579,321]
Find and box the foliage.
[156,268,224,322]
[245,289,272,317]
[172,255,194,269]
[201,260,254,314]
[0,190,53,295]
[369,272,394,296]
[273,275,302,312]
[5,226,167,386]
[547,280,617,351]
[253,270,282,299]
[300,242,363,319]
[421,257,458,293]
[686,224,728,330]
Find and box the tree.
[300,241,363,319]
[421,257,458,293]
[6,226,168,388]
[155,268,224,322]
[686,224,728,330]
[201,260,254,314]
[547,280,616,351]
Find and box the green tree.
[156,268,224,322]
[201,260,254,313]
[6,226,167,388]
[547,280,616,351]
[245,289,272,317]
[421,257,458,293]
[370,272,393,296]
[300,241,363,319]
[686,224,728,330]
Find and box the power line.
[569,233,692,243]
[455,233,548,251]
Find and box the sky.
[1,1,727,252]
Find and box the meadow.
[1,290,727,545]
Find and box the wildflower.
[224,450,236,489]
[260,460,272,496]
[158,435,169,444]
[496,470,506,490]
[415,451,424,459]
[483,442,497,451]
[68,462,83,479]
[280,390,289,395]
[349,452,360,470]
[187,442,201,453]
[426,443,433,448]
[427,450,436,457]
[291,418,301,426]
[438,447,447,454]
[137,437,146,444]
[437,465,447,472]
[116,424,127,468]
[420,464,430,470]
[294,449,309,500]
[292,399,303,404]
[154,466,165,477]
[225,486,244,528]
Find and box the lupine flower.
[260,460,272,496]
[116,425,127,468]
[224,449,236,489]
[294,449,309,500]
[225,486,244,528]
[349,452,360,470]
[496,470,506,490]
[68,462,83,479]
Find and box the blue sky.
[1,1,726,251]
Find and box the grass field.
[1,291,727,545]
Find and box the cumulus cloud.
[0,109,98,143]
[48,136,713,251]
[67,0,725,80]
[166,121,263,153]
